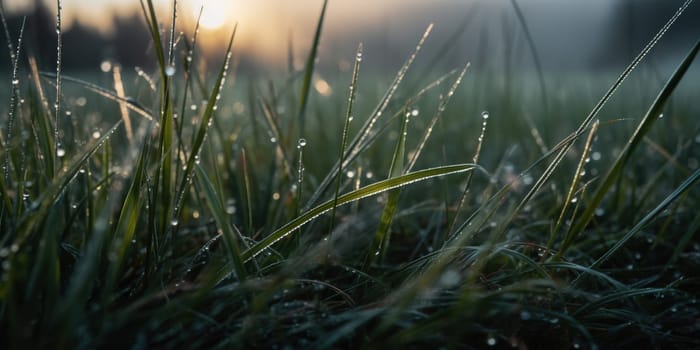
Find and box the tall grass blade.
[297,0,328,139]
[174,26,237,220]
[329,43,362,236]
[304,24,434,211]
[53,0,63,174]
[559,39,700,258]
[195,164,247,280]
[365,106,409,266]
[547,120,599,251]
[241,164,477,262]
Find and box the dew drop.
[410,108,419,117]
[486,336,497,346]
[11,79,19,85]
[272,192,281,201]
[165,65,176,76]
[481,110,490,120]
[170,219,179,227]
[270,137,277,143]
[297,138,307,148]
[100,60,112,72]
[56,148,66,157]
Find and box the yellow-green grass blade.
[241,164,478,262]
[366,108,409,266]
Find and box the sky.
[3,0,696,72]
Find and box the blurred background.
[1,0,698,75]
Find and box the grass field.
[1,1,700,349]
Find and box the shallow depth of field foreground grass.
[1,0,700,349]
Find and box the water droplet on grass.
[486,336,496,346]
[481,110,490,119]
[11,79,19,85]
[56,148,66,157]
[165,65,176,76]
[297,138,307,148]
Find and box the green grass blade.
[559,39,700,258]
[195,164,247,281]
[587,165,700,271]
[174,25,237,219]
[297,0,328,139]
[365,107,409,266]
[103,132,151,295]
[241,164,478,262]
[329,43,362,236]
[303,24,434,211]
[12,120,123,248]
[39,72,154,120]
[573,288,668,317]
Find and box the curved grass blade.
[297,0,328,139]
[241,164,478,262]
[573,288,668,317]
[39,72,153,120]
[559,39,700,258]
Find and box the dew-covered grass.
[1,0,700,349]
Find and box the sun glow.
[191,0,233,30]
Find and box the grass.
[2,0,700,349]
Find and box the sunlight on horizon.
[2,0,443,66]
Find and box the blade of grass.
[39,72,153,120]
[329,43,362,236]
[558,39,700,259]
[174,25,237,222]
[365,106,409,266]
[12,119,123,248]
[141,0,175,234]
[297,0,328,139]
[195,164,247,280]
[547,120,599,251]
[586,165,700,272]
[303,24,434,211]
[241,164,478,262]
